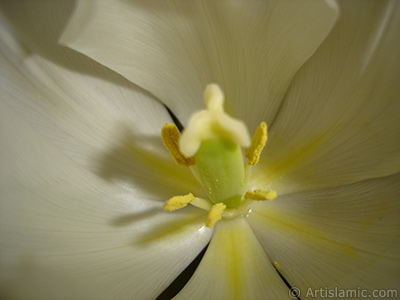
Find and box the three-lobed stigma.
[161,84,276,227]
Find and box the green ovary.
[195,139,246,208]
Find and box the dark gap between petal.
[156,244,208,300]
[157,104,199,299]
[165,105,184,132]
[272,263,302,300]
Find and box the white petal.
[174,218,291,300]
[0,5,200,196]
[0,101,212,300]
[253,0,400,194]
[247,173,400,295]
[61,0,338,132]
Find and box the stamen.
[244,189,277,201]
[245,122,268,165]
[161,123,195,167]
[205,203,226,228]
[189,197,212,211]
[163,193,195,211]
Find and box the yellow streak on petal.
[245,122,268,165]
[205,203,226,228]
[161,123,195,167]
[244,189,277,201]
[163,193,195,212]
[254,134,324,185]
[251,205,360,260]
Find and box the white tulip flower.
[1,1,399,300]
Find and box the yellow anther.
[205,203,226,228]
[244,189,277,201]
[161,123,195,167]
[163,193,195,212]
[245,122,268,165]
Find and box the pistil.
[195,139,245,208]
[161,84,276,227]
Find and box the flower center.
[161,84,276,227]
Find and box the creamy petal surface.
[61,0,338,132]
[0,101,212,300]
[0,2,200,196]
[248,173,400,295]
[253,0,400,194]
